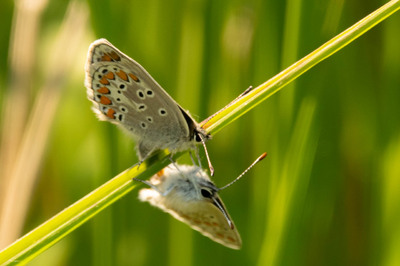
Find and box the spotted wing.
[85,39,192,157]
[139,188,242,249]
[174,197,242,249]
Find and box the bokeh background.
[1,0,400,265]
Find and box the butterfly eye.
[195,134,202,142]
[201,189,212,198]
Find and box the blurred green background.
[1,0,400,265]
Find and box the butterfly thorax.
[153,165,215,202]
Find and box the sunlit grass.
[0,0,399,265]
[381,136,400,266]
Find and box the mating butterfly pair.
[85,39,264,249]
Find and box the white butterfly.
[138,164,241,249]
[85,39,213,173]
[137,153,267,249]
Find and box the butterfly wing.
[139,188,242,249]
[174,197,242,250]
[85,39,195,159]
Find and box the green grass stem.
[0,0,399,264]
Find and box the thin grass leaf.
[0,0,399,264]
[202,0,400,134]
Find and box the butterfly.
[85,39,213,173]
[136,152,267,249]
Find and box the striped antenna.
[218,152,267,191]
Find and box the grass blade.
[0,0,399,264]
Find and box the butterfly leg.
[189,151,196,166]
[194,147,203,168]
[168,154,175,164]
[133,177,174,196]
[169,158,187,179]
[132,178,160,192]
[188,149,202,168]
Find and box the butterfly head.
[196,180,234,229]
[194,127,210,142]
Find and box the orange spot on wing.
[106,108,116,119]
[97,87,110,94]
[216,233,225,239]
[100,96,112,105]
[99,76,110,85]
[129,73,139,82]
[101,52,120,61]
[204,221,211,226]
[101,54,112,61]
[116,70,128,81]
[104,72,115,80]
[212,222,219,226]
[193,220,201,224]
[181,214,190,220]
[227,236,235,242]
[109,51,120,61]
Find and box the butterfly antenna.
[198,134,214,176]
[218,152,267,191]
